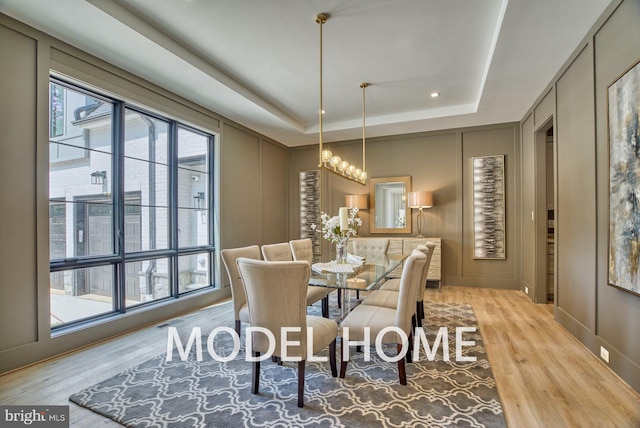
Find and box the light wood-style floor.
[1,286,639,427]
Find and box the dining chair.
[261,242,293,261]
[264,241,330,318]
[289,238,314,263]
[220,245,262,336]
[359,245,431,353]
[351,238,390,259]
[236,258,338,407]
[350,238,390,300]
[290,238,332,317]
[375,243,435,327]
[339,250,426,385]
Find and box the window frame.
[49,77,217,330]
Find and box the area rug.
[70,302,505,427]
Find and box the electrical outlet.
[524,286,529,294]
[600,346,609,363]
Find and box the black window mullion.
[169,122,179,298]
[113,101,126,313]
[208,135,215,286]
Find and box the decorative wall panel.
[473,155,506,259]
[299,170,321,255]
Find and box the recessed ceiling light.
[430,92,440,98]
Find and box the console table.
[349,237,442,290]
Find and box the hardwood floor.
[428,287,640,428]
[1,286,638,427]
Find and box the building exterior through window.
[48,78,215,329]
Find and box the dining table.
[309,254,406,319]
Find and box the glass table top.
[309,254,405,291]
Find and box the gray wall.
[291,123,521,289]
[520,0,640,392]
[0,14,288,374]
[220,124,289,250]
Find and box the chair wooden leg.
[419,300,425,324]
[322,295,329,318]
[405,330,413,364]
[329,339,337,377]
[340,361,348,378]
[297,360,306,408]
[397,344,407,385]
[407,332,413,363]
[252,352,260,394]
[337,289,342,308]
[340,337,349,378]
[235,319,241,337]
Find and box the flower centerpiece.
[311,207,362,263]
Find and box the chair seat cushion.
[306,286,331,306]
[306,315,339,354]
[340,305,403,343]
[361,289,398,309]
[379,278,400,291]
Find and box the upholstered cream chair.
[351,238,390,259]
[289,238,314,263]
[263,241,330,317]
[349,238,390,300]
[290,238,332,317]
[261,242,293,261]
[236,258,338,407]
[378,242,435,327]
[220,245,262,336]
[339,250,426,384]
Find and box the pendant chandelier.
[316,13,367,185]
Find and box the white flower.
[311,208,361,245]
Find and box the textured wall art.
[299,170,321,256]
[473,155,506,259]
[608,59,640,296]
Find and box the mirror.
[370,176,412,234]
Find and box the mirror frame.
[369,176,412,234]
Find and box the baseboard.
[556,306,640,395]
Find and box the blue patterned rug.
[70,302,505,427]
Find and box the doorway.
[74,193,142,300]
[534,120,555,303]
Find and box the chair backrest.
[220,245,262,318]
[261,242,293,261]
[414,243,436,303]
[289,238,313,263]
[351,238,390,258]
[236,258,310,358]
[395,249,427,335]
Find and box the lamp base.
[416,209,425,238]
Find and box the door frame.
[534,117,554,303]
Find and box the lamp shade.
[407,191,433,208]
[344,194,369,209]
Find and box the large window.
[49,78,216,329]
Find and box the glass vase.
[335,241,348,264]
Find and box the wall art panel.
[473,155,506,259]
